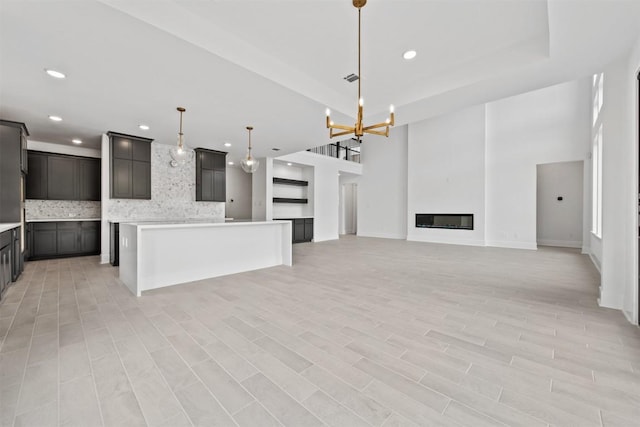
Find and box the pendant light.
[240,126,259,173]
[170,107,195,167]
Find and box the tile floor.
[1,236,639,426]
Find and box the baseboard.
[622,308,637,325]
[598,287,623,310]
[100,253,110,264]
[406,236,486,247]
[588,253,601,273]
[358,231,407,240]
[537,239,582,248]
[485,240,537,250]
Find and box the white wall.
[358,125,408,239]
[225,166,252,219]
[536,161,584,248]
[597,38,640,323]
[28,140,101,158]
[407,107,486,245]
[251,157,272,221]
[276,151,362,242]
[486,79,592,249]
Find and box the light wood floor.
[1,236,639,427]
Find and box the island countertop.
[118,220,292,296]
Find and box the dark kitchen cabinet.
[277,218,313,243]
[30,223,57,258]
[0,230,12,301]
[26,151,100,201]
[109,132,152,200]
[195,149,226,202]
[0,120,27,223]
[48,156,77,200]
[27,221,100,260]
[78,158,101,201]
[26,152,47,199]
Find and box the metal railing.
[307,138,361,163]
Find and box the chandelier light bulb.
[325,108,331,117]
[359,98,364,107]
[385,118,391,124]
[390,104,395,113]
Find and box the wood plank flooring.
[1,235,639,426]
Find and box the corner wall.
[358,125,408,239]
[485,78,592,249]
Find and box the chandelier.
[170,107,195,167]
[240,126,259,173]
[325,0,394,140]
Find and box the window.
[591,73,604,238]
[592,124,603,237]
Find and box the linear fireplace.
[415,214,474,230]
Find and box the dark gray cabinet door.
[80,222,99,253]
[78,158,101,201]
[109,132,152,199]
[112,137,132,159]
[304,219,314,242]
[26,152,48,199]
[195,149,226,202]
[294,219,305,243]
[132,161,151,199]
[31,223,57,257]
[56,222,79,255]
[112,158,132,199]
[0,124,22,223]
[213,170,226,202]
[201,169,215,201]
[47,156,77,200]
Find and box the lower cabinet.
[27,221,100,260]
[278,218,313,243]
[0,230,13,301]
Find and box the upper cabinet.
[108,132,153,200]
[0,120,28,223]
[195,148,226,202]
[26,151,101,201]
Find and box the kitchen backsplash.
[106,143,224,221]
[26,200,101,220]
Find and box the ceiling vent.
[343,73,359,83]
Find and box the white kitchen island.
[118,220,292,296]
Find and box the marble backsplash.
[106,143,225,221]
[26,200,101,220]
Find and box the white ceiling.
[1,0,640,163]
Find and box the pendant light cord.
[358,6,361,103]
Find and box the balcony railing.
[307,138,361,163]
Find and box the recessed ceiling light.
[403,50,417,60]
[287,163,292,166]
[45,69,66,79]
[138,124,150,130]
[224,142,232,147]
[72,139,82,144]
[228,161,234,165]
[48,115,62,122]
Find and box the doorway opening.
[536,161,584,248]
[340,183,358,235]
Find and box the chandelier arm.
[328,123,356,131]
[363,128,389,136]
[363,122,392,131]
[330,129,357,138]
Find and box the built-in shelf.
[273,177,308,186]
[273,197,308,204]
